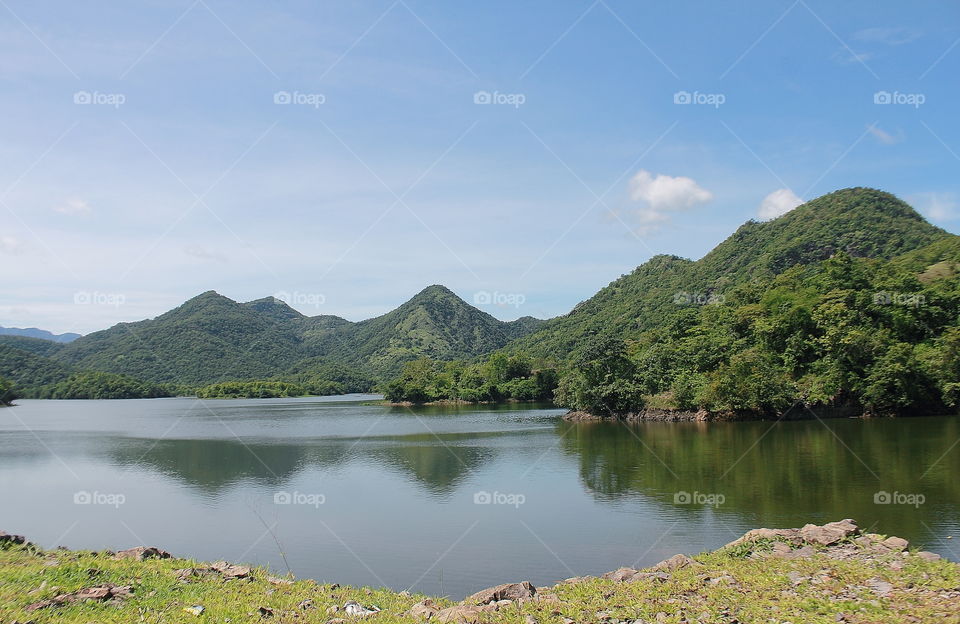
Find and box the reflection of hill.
[107,429,502,496]
[368,431,499,496]
[108,438,335,493]
[557,416,960,537]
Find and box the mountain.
[504,188,952,360]
[54,291,309,385]
[300,285,545,375]
[0,326,81,343]
[39,286,544,387]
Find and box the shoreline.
[2,519,957,622]
[562,406,960,422]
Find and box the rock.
[782,545,816,559]
[343,601,381,617]
[211,560,252,578]
[881,536,909,551]
[25,584,132,611]
[724,527,800,548]
[799,519,859,546]
[258,606,275,617]
[464,581,536,605]
[299,599,315,610]
[602,567,639,582]
[407,599,440,620]
[917,551,942,562]
[866,578,894,597]
[435,605,485,623]
[0,531,27,546]
[113,546,171,561]
[267,576,293,585]
[651,554,698,572]
[560,576,596,585]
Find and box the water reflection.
[558,416,960,537]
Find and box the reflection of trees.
[558,416,960,537]
[108,438,326,493]
[107,429,502,496]
[370,433,494,495]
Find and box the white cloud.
[758,188,803,219]
[853,27,922,46]
[55,198,91,215]
[867,123,903,145]
[909,192,957,221]
[0,235,24,255]
[628,170,713,233]
[183,244,227,262]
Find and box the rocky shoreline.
[560,404,936,422]
[1,519,958,622]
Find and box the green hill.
[505,188,951,361]
[31,286,544,390]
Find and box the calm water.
[1,397,958,598]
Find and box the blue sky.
[1,0,958,334]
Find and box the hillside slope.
[506,188,951,360]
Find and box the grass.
[1,537,958,623]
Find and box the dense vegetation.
[382,353,558,403]
[4,188,957,413]
[555,241,960,416]
[0,375,16,405]
[29,372,173,400]
[196,380,307,398]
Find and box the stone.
[267,576,293,585]
[408,599,440,620]
[602,567,639,582]
[465,581,536,605]
[782,545,816,560]
[113,546,171,561]
[724,527,800,548]
[0,531,27,546]
[211,560,252,578]
[435,605,485,623]
[651,554,698,572]
[881,536,909,551]
[866,578,894,597]
[799,519,859,546]
[917,551,942,562]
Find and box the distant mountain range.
[0,326,81,343]
[0,285,545,390]
[1,187,956,398]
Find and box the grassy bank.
[1,520,957,623]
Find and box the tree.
[554,338,645,416]
[0,376,17,406]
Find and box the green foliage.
[33,372,172,399]
[0,376,17,406]
[196,380,307,399]
[382,356,558,404]
[554,338,646,416]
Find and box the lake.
[1,396,958,598]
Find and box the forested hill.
[502,188,951,361]
[13,285,544,388]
